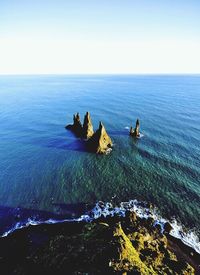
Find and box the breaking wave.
[2,200,200,254]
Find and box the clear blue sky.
[0,0,200,74]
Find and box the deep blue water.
[0,75,200,236]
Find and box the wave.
[138,133,144,138]
[2,200,200,254]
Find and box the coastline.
[0,74,200,273]
[0,207,199,274]
[2,200,200,254]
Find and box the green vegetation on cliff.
[1,211,197,274]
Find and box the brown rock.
[130,119,140,138]
[110,222,151,273]
[130,126,134,136]
[66,112,83,137]
[82,112,94,139]
[164,222,173,234]
[125,211,137,224]
[87,121,113,154]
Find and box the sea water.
[0,75,199,244]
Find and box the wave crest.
[2,199,200,254]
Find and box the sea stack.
[65,112,83,137]
[130,119,140,138]
[87,121,113,154]
[82,112,94,139]
[66,113,113,154]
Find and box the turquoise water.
[0,75,200,235]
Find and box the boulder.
[82,112,94,139]
[87,122,113,154]
[163,222,173,234]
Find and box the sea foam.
[2,200,200,254]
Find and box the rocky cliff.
[0,211,197,274]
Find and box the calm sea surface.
[0,75,199,235]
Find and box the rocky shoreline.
[0,211,199,274]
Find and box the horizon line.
[0,73,200,76]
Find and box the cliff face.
[82,112,94,139]
[110,222,152,274]
[130,119,140,138]
[87,122,113,154]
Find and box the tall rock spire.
[82,112,94,139]
[87,121,113,154]
[130,119,140,138]
[65,112,83,137]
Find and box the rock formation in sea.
[130,119,140,138]
[87,121,113,154]
[65,112,83,137]
[82,111,94,139]
[66,112,113,154]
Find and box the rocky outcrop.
[82,112,94,139]
[130,119,140,138]
[110,222,151,274]
[65,112,83,137]
[66,112,113,154]
[87,121,113,154]
[1,211,197,275]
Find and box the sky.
[0,0,200,74]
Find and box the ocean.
[0,75,199,249]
